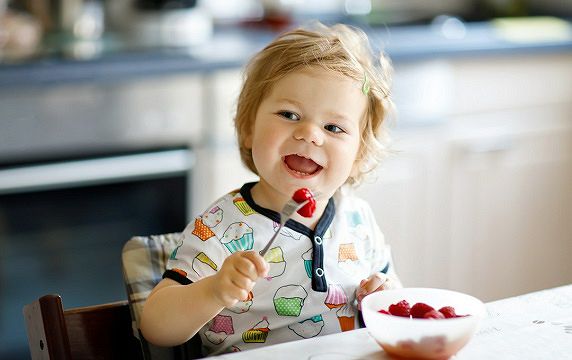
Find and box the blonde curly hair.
[235,22,394,186]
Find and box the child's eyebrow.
[275,98,303,107]
[324,111,352,123]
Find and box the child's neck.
[250,182,329,230]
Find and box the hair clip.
[362,73,370,96]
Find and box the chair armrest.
[23,294,72,360]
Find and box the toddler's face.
[245,66,367,207]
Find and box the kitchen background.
[1,0,572,358]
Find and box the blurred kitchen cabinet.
[449,54,572,116]
[192,69,257,213]
[447,107,572,302]
[445,53,572,301]
[355,128,450,289]
[354,53,572,301]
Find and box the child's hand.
[356,273,397,310]
[210,251,268,308]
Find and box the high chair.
[23,294,143,359]
[122,232,203,359]
[23,233,202,360]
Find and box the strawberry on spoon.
[292,188,316,218]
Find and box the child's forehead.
[269,67,362,95]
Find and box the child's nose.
[293,122,324,146]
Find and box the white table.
[211,284,572,359]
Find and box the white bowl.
[361,288,485,359]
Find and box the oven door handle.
[0,149,194,195]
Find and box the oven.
[0,149,193,358]
[0,74,202,359]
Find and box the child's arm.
[140,251,268,347]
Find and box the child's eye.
[324,124,345,134]
[278,111,300,121]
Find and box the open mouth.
[283,154,323,176]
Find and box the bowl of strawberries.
[361,288,486,360]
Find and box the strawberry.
[388,300,411,317]
[410,302,435,319]
[438,306,457,319]
[292,188,316,218]
[297,198,316,217]
[423,309,446,319]
[381,300,469,320]
[292,188,313,203]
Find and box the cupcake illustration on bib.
[221,222,254,253]
[169,238,184,260]
[233,196,256,216]
[336,303,356,332]
[263,247,286,279]
[278,226,304,241]
[273,285,308,317]
[192,217,216,241]
[242,317,270,343]
[302,248,313,278]
[324,284,347,309]
[288,314,324,338]
[338,243,360,275]
[338,243,359,262]
[204,315,234,344]
[203,206,223,227]
[346,211,367,239]
[192,252,217,277]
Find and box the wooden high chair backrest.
[23,294,143,360]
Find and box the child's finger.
[230,273,255,291]
[356,275,388,311]
[232,255,258,280]
[242,251,269,277]
[225,281,249,304]
[362,278,382,294]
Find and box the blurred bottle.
[60,0,104,40]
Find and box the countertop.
[1,17,572,88]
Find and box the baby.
[141,22,402,356]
